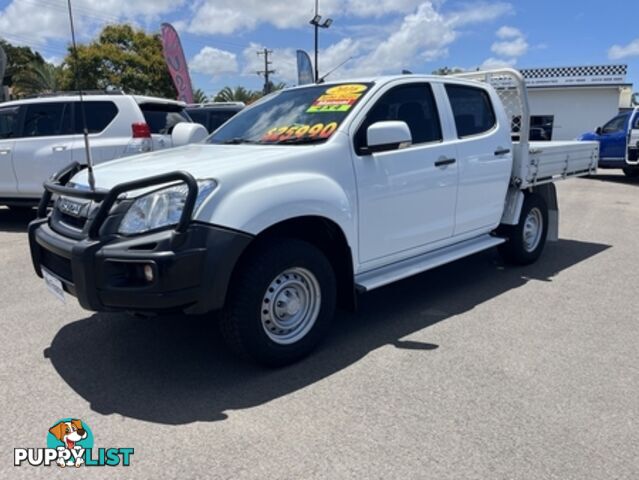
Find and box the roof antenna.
[318,57,353,83]
[66,0,96,191]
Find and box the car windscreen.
[140,103,190,135]
[207,83,373,145]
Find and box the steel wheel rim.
[523,207,543,252]
[260,267,321,345]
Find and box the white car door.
[12,102,75,197]
[626,108,639,165]
[352,82,458,264]
[0,105,19,196]
[443,83,512,236]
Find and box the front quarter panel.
[200,172,355,240]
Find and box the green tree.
[0,38,45,87]
[192,88,208,103]
[214,86,262,104]
[12,61,61,96]
[432,66,464,76]
[60,24,176,98]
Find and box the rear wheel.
[498,193,548,265]
[622,167,639,178]
[220,238,336,366]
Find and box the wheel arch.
[501,184,558,241]
[232,215,357,311]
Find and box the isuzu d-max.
[29,69,599,365]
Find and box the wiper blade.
[221,137,261,145]
[274,136,327,145]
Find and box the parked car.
[0,91,206,207]
[185,102,244,134]
[29,69,598,366]
[578,107,639,177]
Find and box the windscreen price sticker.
[307,84,368,113]
[262,122,338,142]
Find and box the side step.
[355,234,505,292]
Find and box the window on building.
[530,115,554,141]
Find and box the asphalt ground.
[1,171,638,479]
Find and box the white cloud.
[496,25,521,39]
[491,36,528,57]
[184,0,509,36]
[190,46,239,79]
[0,0,184,45]
[480,56,516,69]
[482,24,527,69]
[608,38,639,60]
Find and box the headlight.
[118,180,217,235]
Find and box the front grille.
[40,249,73,282]
[58,212,88,230]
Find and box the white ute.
[29,69,599,365]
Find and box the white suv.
[0,92,197,207]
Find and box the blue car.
[579,109,639,177]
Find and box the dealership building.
[518,64,634,141]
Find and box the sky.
[0,0,638,97]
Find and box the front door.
[0,106,19,196]
[599,113,628,160]
[626,109,639,165]
[352,83,458,264]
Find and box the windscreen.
[207,83,373,145]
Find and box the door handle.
[52,145,67,152]
[494,148,510,156]
[434,158,456,167]
[0,149,10,155]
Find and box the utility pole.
[257,48,275,95]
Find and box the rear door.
[626,109,639,165]
[0,106,19,196]
[444,83,512,236]
[12,102,75,197]
[138,103,190,150]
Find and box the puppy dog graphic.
[48,419,87,467]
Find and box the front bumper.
[28,165,252,315]
[29,220,252,314]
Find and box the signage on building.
[520,65,627,87]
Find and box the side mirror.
[595,126,603,135]
[171,122,208,147]
[364,121,412,154]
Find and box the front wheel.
[622,167,639,178]
[220,238,336,366]
[498,193,548,265]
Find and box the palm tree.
[214,86,262,104]
[192,88,208,103]
[13,61,61,96]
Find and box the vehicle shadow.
[0,207,36,233]
[45,238,610,425]
[580,173,639,186]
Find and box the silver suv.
[0,91,194,207]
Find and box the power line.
[256,48,275,94]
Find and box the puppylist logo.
[14,418,134,468]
